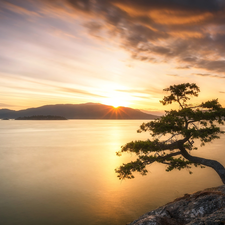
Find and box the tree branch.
[179,144,225,184]
[142,151,182,165]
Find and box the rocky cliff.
[129,185,225,225]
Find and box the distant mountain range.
[0,103,159,120]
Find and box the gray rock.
[129,185,225,225]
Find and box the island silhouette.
[0,103,158,120]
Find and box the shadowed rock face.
[129,185,225,225]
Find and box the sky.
[0,0,225,114]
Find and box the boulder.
[129,185,225,225]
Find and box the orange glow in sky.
[0,0,225,113]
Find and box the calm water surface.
[0,120,224,225]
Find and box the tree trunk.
[179,145,225,184]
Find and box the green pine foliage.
[115,83,225,181]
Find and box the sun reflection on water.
[0,120,224,225]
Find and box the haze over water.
[0,120,224,225]
[1,1,225,224]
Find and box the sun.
[102,97,129,108]
[109,100,122,108]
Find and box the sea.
[0,120,224,225]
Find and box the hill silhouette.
[0,103,158,120]
[15,115,67,120]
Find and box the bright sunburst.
[102,95,130,108]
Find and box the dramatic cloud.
[193,73,225,79]
[39,0,225,74]
[1,1,40,17]
[1,0,225,110]
[3,0,225,73]
[175,66,191,69]
[59,87,104,98]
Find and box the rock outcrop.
[129,185,225,225]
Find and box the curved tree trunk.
[179,145,225,184]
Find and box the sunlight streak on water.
[0,120,224,225]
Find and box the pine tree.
[116,83,225,184]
